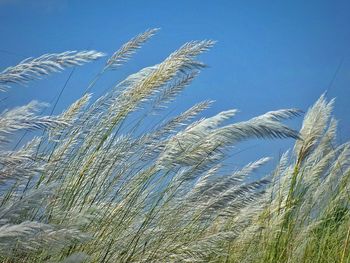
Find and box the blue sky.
[0,0,349,168]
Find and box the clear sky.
[0,0,349,168]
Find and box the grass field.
[0,29,349,263]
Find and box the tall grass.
[0,29,348,263]
[228,95,350,263]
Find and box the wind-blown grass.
[0,29,348,263]
[227,95,350,263]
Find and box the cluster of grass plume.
[0,29,348,263]
[228,95,350,263]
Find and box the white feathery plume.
[157,109,299,169]
[0,101,67,145]
[0,221,89,256]
[0,50,105,90]
[105,28,159,70]
[294,94,334,162]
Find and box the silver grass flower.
[105,28,159,70]
[0,50,105,90]
[0,101,67,144]
[0,221,88,256]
